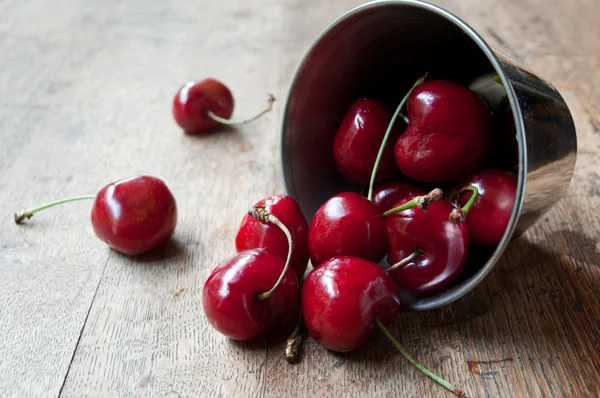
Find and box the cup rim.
[280,0,527,310]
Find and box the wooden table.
[1,0,598,396]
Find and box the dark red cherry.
[372,180,425,212]
[235,195,309,279]
[14,176,178,255]
[90,176,178,255]
[301,256,400,352]
[308,192,387,267]
[333,98,401,186]
[172,78,234,134]
[450,169,518,247]
[394,80,493,184]
[385,195,468,294]
[202,249,299,341]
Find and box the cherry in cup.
[14,175,177,255]
[235,195,309,279]
[449,169,518,247]
[394,79,493,184]
[172,78,275,134]
[332,98,401,186]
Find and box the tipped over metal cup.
[280,0,577,310]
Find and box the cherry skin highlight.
[385,195,468,294]
[90,175,177,255]
[172,78,234,134]
[235,195,309,279]
[450,169,518,247]
[394,80,493,184]
[202,249,299,341]
[308,192,388,267]
[301,256,401,352]
[372,180,425,212]
[333,98,401,186]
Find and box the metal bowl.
[280,0,577,310]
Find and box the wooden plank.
[0,0,598,397]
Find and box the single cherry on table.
[307,191,388,267]
[332,98,401,186]
[14,175,178,255]
[235,195,309,280]
[172,78,275,134]
[394,79,493,184]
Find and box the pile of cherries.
[15,73,519,397]
[201,74,519,397]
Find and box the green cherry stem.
[367,73,428,201]
[14,195,96,224]
[382,188,443,217]
[206,94,275,126]
[374,318,467,397]
[449,185,479,223]
[248,206,293,301]
[386,248,423,273]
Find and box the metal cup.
[280,0,577,310]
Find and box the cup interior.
[281,1,519,310]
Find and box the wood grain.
[0,0,598,397]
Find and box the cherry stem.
[249,206,293,301]
[382,188,443,217]
[449,185,479,223]
[14,195,96,224]
[367,73,428,201]
[386,248,423,273]
[206,94,275,126]
[401,113,409,124]
[493,74,503,85]
[374,318,467,397]
[285,319,302,364]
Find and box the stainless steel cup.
[280,0,577,310]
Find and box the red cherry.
[450,169,518,247]
[394,80,493,184]
[202,248,299,341]
[372,180,425,212]
[235,195,309,279]
[333,98,401,186]
[308,192,387,267]
[14,175,177,255]
[385,195,468,294]
[90,176,177,255]
[301,256,400,352]
[173,78,234,134]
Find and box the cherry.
[14,175,177,255]
[394,79,493,184]
[202,248,299,341]
[172,78,275,134]
[384,192,468,294]
[307,192,387,267]
[301,255,466,396]
[235,195,309,279]
[372,180,425,212]
[332,98,401,186]
[449,169,517,247]
[301,256,400,352]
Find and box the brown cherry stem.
[206,94,275,126]
[367,73,429,201]
[249,206,293,301]
[449,185,479,223]
[14,195,96,224]
[374,318,467,397]
[382,188,443,217]
[285,318,302,364]
[386,249,423,273]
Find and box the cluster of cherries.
[201,74,519,397]
[13,78,274,256]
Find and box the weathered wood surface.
[0,0,598,396]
